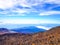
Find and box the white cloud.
[0,0,60,9]
[44,0,60,4]
[0,0,59,8]
[11,8,28,15]
[0,0,60,16]
[0,0,17,9]
[0,19,60,25]
[0,19,40,24]
[36,26,51,30]
[40,11,60,16]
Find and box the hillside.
[0,26,60,45]
[0,28,8,32]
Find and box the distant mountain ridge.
[0,28,17,35]
[0,26,46,34]
[0,28,9,32]
[12,26,46,34]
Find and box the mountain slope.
[0,28,17,35]
[0,26,60,45]
[0,28,8,32]
[31,26,60,45]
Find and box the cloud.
[0,0,60,9]
[0,0,60,16]
[0,0,16,9]
[44,0,60,4]
[39,11,60,16]
[36,26,51,30]
[0,19,60,25]
[0,19,40,24]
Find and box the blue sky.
[0,0,60,29]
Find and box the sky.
[0,0,60,29]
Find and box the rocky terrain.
[0,26,60,45]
